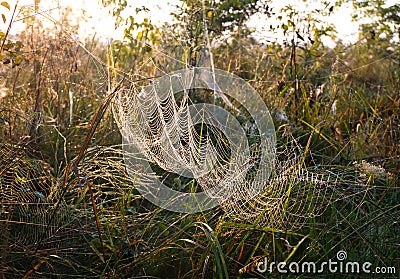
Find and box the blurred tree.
[101,0,160,75]
[173,0,268,34]
[352,0,399,42]
[333,0,400,45]
[171,0,269,64]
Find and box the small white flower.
[356,123,361,133]
[314,87,321,98]
[331,100,337,115]
[275,109,288,122]
[379,33,387,39]
[69,91,74,125]
[386,46,395,53]
[354,160,389,179]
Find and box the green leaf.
[158,223,170,236]
[14,54,23,65]
[282,23,288,34]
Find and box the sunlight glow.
[1,0,398,45]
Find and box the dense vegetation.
[0,0,398,278]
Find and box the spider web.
[0,142,71,263]
[0,4,340,247]
[0,3,397,277]
[112,65,334,227]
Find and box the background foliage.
[0,0,399,278]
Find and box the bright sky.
[1,0,398,46]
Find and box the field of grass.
[0,1,399,278]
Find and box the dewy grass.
[0,2,399,278]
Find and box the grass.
[0,4,399,279]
